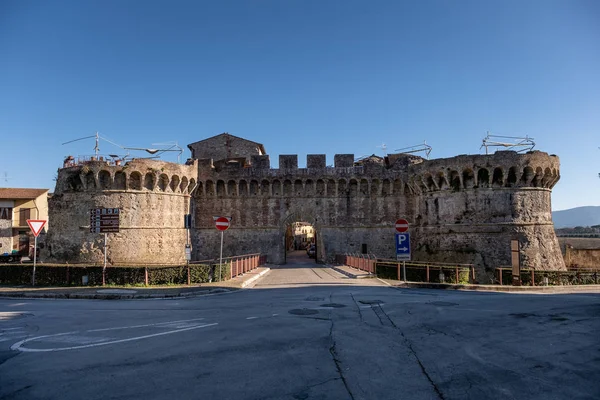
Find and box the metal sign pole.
[403,261,406,283]
[32,235,38,286]
[103,233,107,286]
[219,231,224,282]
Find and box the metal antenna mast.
[394,141,432,159]
[376,143,388,156]
[481,132,535,154]
[62,131,125,158]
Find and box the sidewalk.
[330,264,376,279]
[0,267,271,300]
[333,264,600,294]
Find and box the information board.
[90,208,120,233]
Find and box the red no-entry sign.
[214,216,231,231]
[395,218,409,233]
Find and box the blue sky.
[1,0,598,211]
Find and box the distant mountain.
[552,206,600,228]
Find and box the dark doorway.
[18,231,29,255]
[285,221,317,264]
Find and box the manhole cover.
[305,297,325,301]
[96,289,138,294]
[359,300,383,305]
[289,309,319,315]
[429,301,458,307]
[320,303,346,308]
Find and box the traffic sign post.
[395,233,411,261]
[395,219,409,233]
[26,219,47,286]
[214,216,232,282]
[394,219,411,282]
[90,209,120,285]
[395,233,411,282]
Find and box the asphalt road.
[1,251,599,400]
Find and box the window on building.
[0,207,12,220]
[19,208,30,226]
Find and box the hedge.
[0,262,232,286]
[375,262,470,284]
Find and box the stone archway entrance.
[281,213,319,264]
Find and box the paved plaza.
[1,252,599,399]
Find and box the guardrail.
[0,253,268,287]
[495,267,600,286]
[228,254,267,279]
[335,254,475,284]
[376,258,475,284]
[339,253,377,274]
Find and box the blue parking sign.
[395,233,411,261]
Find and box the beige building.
[0,188,49,255]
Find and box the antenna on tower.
[481,132,535,154]
[62,131,125,158]
[2,172,10,183]
[394,141,432,159]
[376,143,388,156]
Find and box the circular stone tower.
[45,158,198,265]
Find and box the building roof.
[0,188,49,200]
[187,133,266,155]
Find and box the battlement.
[54,158,198,195]
[193,150,560,197]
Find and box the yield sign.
[395,218,409,233]
[213,216,231,231]
[27,219,47,237]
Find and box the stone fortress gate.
[47,133,566,282]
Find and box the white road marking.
[1,327,23,331]
[246,317,258,320]
[11,323,218,352]
[87,318,205,332]
[272,314,278,316]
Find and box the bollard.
[426,264,430,283]
[455,267,459,284]
[145,267,149,286]
[499,269,503,285]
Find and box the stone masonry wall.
[190,149,564,282]
[45,132,565,284]
[0,219,11,252]
[46,158,197,264]
[187,133,264,164]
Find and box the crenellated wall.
[190,149,565,281]
[45,158,197,264]
[44,132,565,283]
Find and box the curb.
[0,287,233,300]
[381,280,600,294]
[241,268,271,288]
[330,265,376,279]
